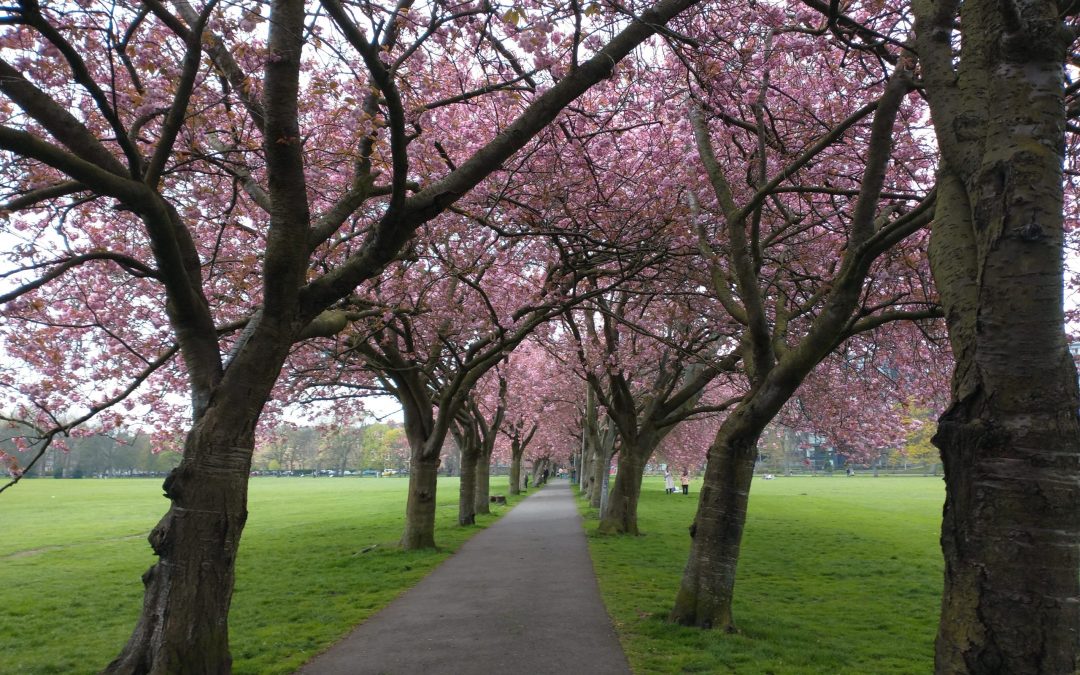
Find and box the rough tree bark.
[506,420,536,495]
[913,2,1080,671]
[105,419,254,674]
[402,454,441,548]
[454,421,480,526]
[598,445,650,535]
[106,314,298,673]
[474,448,493,515]
[670,407,767,631]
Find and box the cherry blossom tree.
[0,0,707,667]
[300,230,557,545]
[563,290,742,534]
[501,415,538,493]
[496,99,750,532]
[500,338,583,485]
[664,5,941,631]
[451,373,507,524]
[316,197,668,543]
[494,341,552,494]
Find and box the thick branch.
[0,126,146,202]
[0,59,129,176]
[260,0,312,317]
[145,0,218,186]
[2,180,85,211]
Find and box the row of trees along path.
[0,0,702,670]
[1,0,1079,673]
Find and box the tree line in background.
[6,421,443,477]
[253,423,411,475]
[3,430,181,478]
[7,411,941,480]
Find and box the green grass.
[1,476,524,674]
[581,476,944,674]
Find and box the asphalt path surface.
[295,480,631,675]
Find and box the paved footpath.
[295,480,631,675]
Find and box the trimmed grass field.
[4,474,945,674]
[1,476,522,674]
[581,475,944,674]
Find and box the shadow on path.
[295,480,631,675]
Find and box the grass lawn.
[581,475,944,674]
[1,475,523,674]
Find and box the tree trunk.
[402,455,440,548]
[931,142,1080,675]
[668,368,864,632]
[911,3,1080,670]
[597,443,650,535]
[582,454,595,501]
[531,457,549,487]
[589,448,606,508]
[509,441,524,495]
[582,445,595,500]
[105,417,254,674]
[934,374,1080,673]
[579,443,592,491]
[669,416,760,631]
[458,440,479,527]
[474,448,492,515]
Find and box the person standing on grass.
[664,468,676,494]
[681,469,690,495]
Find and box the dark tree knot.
[1015,220,1045,242]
